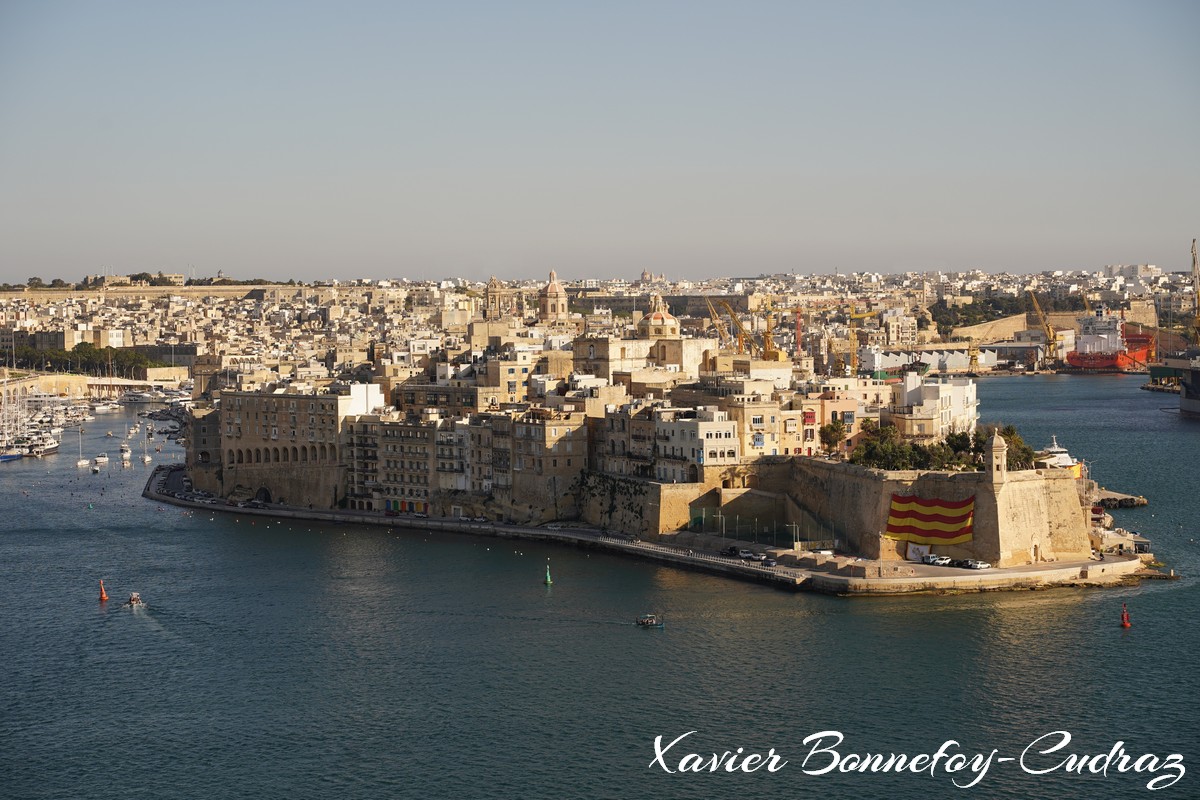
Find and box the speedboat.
[635,613,664,628]
[127,592,145,607]
[94,453,109,464]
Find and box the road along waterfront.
[144,463,1152,595]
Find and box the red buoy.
[1120,602,1131,629]
[99,579,109,602]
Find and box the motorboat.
[127,592,145,607]
[635,613,664,628]
[94,453,109,465]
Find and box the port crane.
[716,300,762,357]
[1027,291,1058,365]
[704,297,734,350]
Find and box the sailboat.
[76,427,89,467]
[141,437,152,463]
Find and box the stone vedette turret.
[988,430,1007,484]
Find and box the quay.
[144,465,1158,596]
[1096,488,1149,508]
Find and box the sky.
[1,0,1198,284]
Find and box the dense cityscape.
[3,258,1196,592]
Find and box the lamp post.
[787,521,800,551]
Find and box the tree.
[27,277,45,288]
[49,278,69,288]
[819,419,847,456]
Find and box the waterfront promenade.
[144,465,1152,596]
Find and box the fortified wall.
[786,451,1092,567]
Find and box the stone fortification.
[786,457,1091,568]
[950,313,1029,342]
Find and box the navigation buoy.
[1121,602,1131,629]
[544,561,553,586]
[99,580,108,602]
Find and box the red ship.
[1064,309,1154,371]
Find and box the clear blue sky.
[1,0,1197,284]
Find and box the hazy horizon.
[2,1,1198,285]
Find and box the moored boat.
[635,613,664,628]
[1064,307,1154,371]
[1035,435,1082,478]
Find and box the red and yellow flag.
[884,494,975,545]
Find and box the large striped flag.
[884,494,975,545]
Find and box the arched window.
[254,448,261,463]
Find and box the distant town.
[2,260,1196,592]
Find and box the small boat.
[91,465,100,474]
[635,613,664,628]
[77,427,89,467]
[127,592,145,607]
[94,453,109,465]
[105,431,114,437]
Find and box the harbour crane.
[1027,291,1057,365]
[716,300,762,357]
[704,297,734,350]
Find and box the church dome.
[636,294,679,338]
[538,270,569,323]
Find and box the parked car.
[931,555,952,566]
[750,553,768,562]
[761,557,778,567]
[472,516,488,523]
[966,560,992,569]
[721,546,740,557]
[412,512,428,519]
[737,549,755,559]
[949,559,972,568]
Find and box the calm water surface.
[2,379,1197,799]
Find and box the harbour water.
[1,376,1197,799]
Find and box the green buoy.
[544,561,553,586]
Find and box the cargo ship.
[1064,308,1154,371]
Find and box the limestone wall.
[220,462,346,509]
[786,459,1091,567]
[950,313,1030,342]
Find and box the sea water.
[1,378,1196,799]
